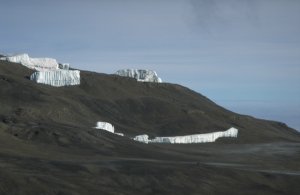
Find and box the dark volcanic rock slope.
[1,60,300,195]
[0,60,299,144]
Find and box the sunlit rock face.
[0,53,59,71]
[115,69,162,83]
[30,70,80,87]
[134,127,238,144]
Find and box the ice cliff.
[94,122,237,143]
[115,69,162,83]
[95,122,124,136]
[0,53,81,87]
[30,70,80,87]
[0,53,61,71]
[133,134,149,144]
[134,127,238,144]
[95,122,115,133]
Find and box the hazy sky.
[1,0,300,130]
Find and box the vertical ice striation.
[1,53,80,87]
[0,53,59,71]
[115,69,162,83]
[133,127,238,144]
[30,70,80,87]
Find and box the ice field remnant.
[0,53,80,87]
[95,121,115,133]
[0,53,61,71]
[133,134,150,144]
[115,69,162,83]
[30,70,80,87]
[134,127,238,144]
[94,121,238,144]
[95,122,124,136]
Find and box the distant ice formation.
[95,121,115,133]
[115,69,162,83]
[0,53,60,71]
[134,127,238,144]
[133,134,149,144]
[95,122,124,136]
[114,132,125,136]
[94,122,237,143]
[30,70,80,87]
[0,53,80,87]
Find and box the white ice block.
[30,70,80,87]
[95,122,115,133]
[94,122,124,136]
[133,127,238,144]
[0,53,59,71]
[133,134,149,144]
[115,69,162,83]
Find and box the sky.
[1,0,300,130]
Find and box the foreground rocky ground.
[0,130,299,195]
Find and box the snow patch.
[115,69,162,83]
[114,132,124,136]
[30,70,80,87]
[134,127,238,144]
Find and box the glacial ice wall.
[133,134,149,144]
[95,121,115,133]
[0,53,60,71]
[94,122,124,136]
[115,69,162,83]
[93,122,237,143]
[30,70,80,87]
[134,127,238,144]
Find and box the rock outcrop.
[30,70,80,87]
[115,69,162,83]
